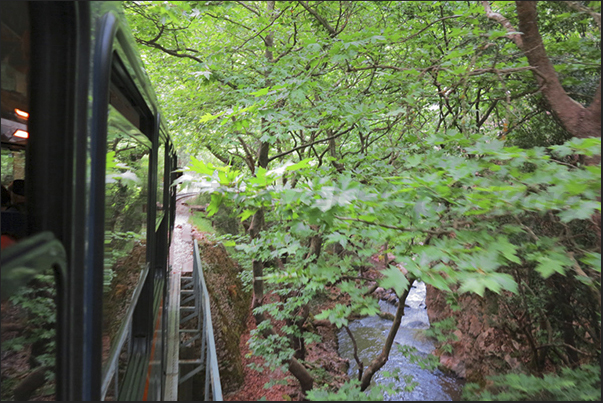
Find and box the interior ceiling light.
[13,129,29,139]
[14,109,29,119]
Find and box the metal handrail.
[166,238,223,400]
[193,239,223,401]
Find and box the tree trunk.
[253,308,314,393]
[515,1,601,154]
[247,1,315,394]
[484,1,601,160]
[249,208,265,311]
[249,0,273,312]
[487,1,601,234]
[359,277,415,390]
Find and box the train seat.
[1,210,27,240]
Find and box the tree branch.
[401,14,463,44]
[235,5,288,51]
[484,1,600,147]
[515,1,598,139]
[359,277,415,390]
[482,1,523,47]
[235,0,261,17]
[298,1,337,36]
[267,124,355,163]
[204,12,253,31]
[334,215,453,236]
[343,325,364,381]
[204,143,231,165]
[133,37,239,90]
[564,1,601,30]
[236,135,256,173]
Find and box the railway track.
[175,192,200,201]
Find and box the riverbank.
[181,198,465,400]
[219,264,352,401]
[177,198,350,400]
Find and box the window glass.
[1,0,29,212]
[102,105,150,371]
[156,142,165,227]
[1,147,25,187]
[1,2,57,400]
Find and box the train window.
[1,147,25,188]
[109,82,140,129]
[101,105,151,372]
[2,2,58,401]
[156,142,165,227]
[1,0,29,206]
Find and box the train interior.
[1,3,54,401]
[1,1,28,241]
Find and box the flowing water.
[338,281,464,401]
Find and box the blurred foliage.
[1,272,56,399]
[124,0,601,398]
[464,364,601,401]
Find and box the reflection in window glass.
[2,0,29,214]
[1,3,58,401]
[102,105,150,371]
[1,270,58,401]
[1,148,25,187]
[156,142,165,228]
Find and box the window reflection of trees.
[102,106,150,369]
[155,143,165,227]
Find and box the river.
[338,281,464,401]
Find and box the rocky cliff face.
[194,232,252,394]
[425,284,527,385]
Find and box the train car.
[1,1,179,400]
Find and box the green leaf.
[314,304,351,328]
[326,231,348,248]
[357,214,377,222]
[106,151,117,171]
[379,265,410,297]
[306,43,322,53]
[239,209,256,221]
[206,193,223,217]
[423,269,451,291]
[199,112,220,123]
[405,155,422,167]
[531,251,572,278]
[189,156,216,176]
[458,275,486,297]
[558,201,600,222]
[249,87,270,97]
[285,158,313,171]
[580,253,601,273]
[492,236,521,264]
[488,29,511,40]
[488,272,518,294]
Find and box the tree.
[483,1,601,138]
[124,1,601,399]
[484,1,600,151]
